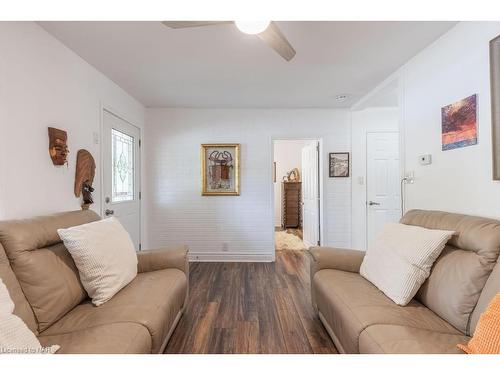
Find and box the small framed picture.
[329,152,349,177]
[441,94,478,151]
[201,144,240,196]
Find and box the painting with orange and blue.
[441,94,478,151]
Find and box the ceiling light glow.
[235,21,270,35]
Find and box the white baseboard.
[188,251,275,262]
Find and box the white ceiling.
[39,21,456,108]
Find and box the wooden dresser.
[281,182,302,229]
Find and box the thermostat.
[419,154,432,165]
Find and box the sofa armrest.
[137,245,189,275]
[309,246,365,275]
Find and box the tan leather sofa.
[0,210,189,354]
[310,209,500,354]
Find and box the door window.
[112,128,134,202]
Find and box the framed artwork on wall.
[441,94,478,151]
[329,152,349,177]
[490,35,500,179]
[201,144,240,196]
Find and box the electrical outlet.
[222,242,229,252]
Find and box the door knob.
[368,201,380,206]
[105,209,114,216]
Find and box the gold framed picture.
[201,144,240,196]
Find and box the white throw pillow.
[58,217,138,306]
[360,222,455,306]
[0,278,59,354]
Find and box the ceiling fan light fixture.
[235,21,270,35]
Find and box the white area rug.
[275,231,307,251]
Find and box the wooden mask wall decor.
[48,127,69,166]
[74,149,96,210]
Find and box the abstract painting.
[329,152,349,177]
[201,144,240,195]
[441,94,478,151]
[490,35,500,179]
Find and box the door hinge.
[139,139,141,148]
[139,243,142,251]
[139,191,142,200]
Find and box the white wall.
[273,140,309,227]
[351,107,399,250]
[401,22,500,218]
[145,108,351,261]
[0,22,145,221]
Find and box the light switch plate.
[419,154,432,165]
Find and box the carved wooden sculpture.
[48,127,69,166]
[74,149,96,210]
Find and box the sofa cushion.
[0,210,101,331]
[0,277,59,354]
[40,268,187,353]
[360,222,454,305]
[458,292,500,354]
[470,262,500,334]
[359,325,468,354]
[0,243,37,333]
[402,210,500,335]
[38,322,151,354]
[58,217,138,306]
[313,269,461,353]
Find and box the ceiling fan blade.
[257,22,296,61]
[161,21,233,29]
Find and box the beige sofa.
[0,210,189,354]
[310,209,500,354]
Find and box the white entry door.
[301,141,320,248]
[102,110,141,250]
[366,132,400,249]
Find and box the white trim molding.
[188,252,275,262]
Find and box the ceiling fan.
[161,21,296,61]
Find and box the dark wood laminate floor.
[164,250,337,354]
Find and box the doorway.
[366,131,401,248]
[101,109,141,250]
[351,77,401,251]
[273,139,321,252]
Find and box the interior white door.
[301,141,320,248]
[366,132,400,249]
[102,110,141,250]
